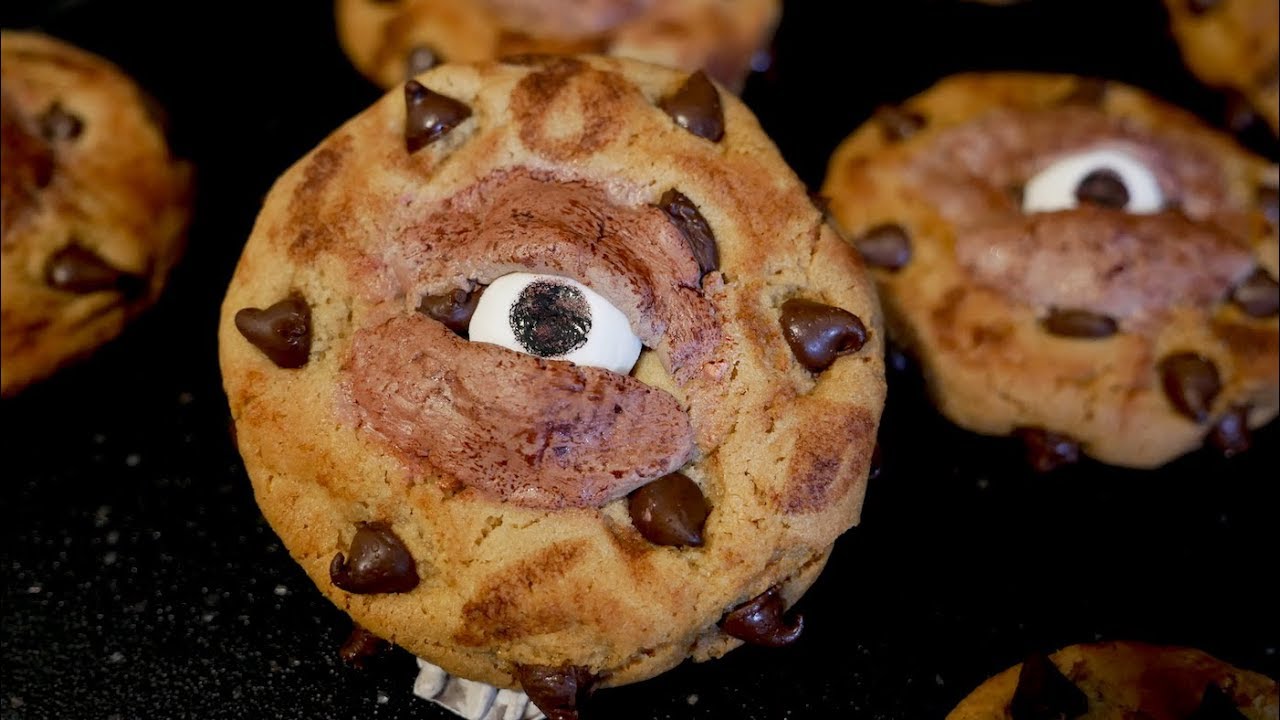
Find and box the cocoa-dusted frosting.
[0,89,51,237]
[907,107,1257,325]
[343,168,722,509]
[482,0,652,38]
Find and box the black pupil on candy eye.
[1075,168,1130,209]
[509,281,592,357]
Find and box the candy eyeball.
[468,272,643,374]
[1022,148,1164,215]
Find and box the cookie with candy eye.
[0,31,192,396]
[823,73,1279,470]
[218,55,884,715]
[334,0,779,92]
[947,641,1279,720]
[1163,0,1279,135]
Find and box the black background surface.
[1,2,1276,719]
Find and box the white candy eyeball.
[1022,149,1164,215]
[468,272,642,375]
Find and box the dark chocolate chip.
[1231,268,1280,317]
[658,189,718,278]
[1009,652,1089,720]
[721,586,803,647]
[876,105,926,142]
[404,79,471,154]
[854,223,911,270]
[1159,353,1221,423]
[1015,427,1081,473]
[779,298,868,372]
[515,664,595,720]
[45,244,144,297]
[1208,406,1252,458]
[329,522,419,594]
[658,70,724,142]
[234,294,312,369]
[627,472,709,547]
[1060,78,1108,107]
[1258,185,1278,227]
[509,281,591,357]
[1186,0,1222,15]
[38,102,83,142]
[338,624,389,669]
[1187,683,1249,720]
[418,286,484,336]
[1075,169,1129,209]
[1041,308,1119,338]
[406,45,441,77]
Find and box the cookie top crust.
[220,55,883,691]
[948,641,1279,720]
[0,31,192,396]
[335,0,780,91]
[823,73,1278,469]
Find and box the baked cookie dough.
[823,72,1279,471]
[0,31,192,396]
[219,55,883,715]
[334,0,779,91]
[948,641,1279,719]
[1164,0,1279,134]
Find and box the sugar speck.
[686,694,699,706]
[125,454,141,467]
[274,585,289,596]
[376,691,389,705]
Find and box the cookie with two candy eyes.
[947,641,1279,720]
[822,72,1279,471]
[334,0,779,92]
[1,31,192,396]
[218,55,884,715]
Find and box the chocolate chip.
[406,45,441,77]
[1231,268,1280,317]
[515,664,595,720]
[45,244,144,297]
[627,472,709,547]
[1075,169,1129,209]
[329,522,419,594]
[854,223,911,270]
[779,298,868,372]
[1159,353,1221,423]
[418,286,483,336]
[234,294,312,369]
[1186,0,1222,15]
[38,102,83,142]
[1060,78,1108,107]
[404,79,471,154]
[658,70,724,142]
[1041,308,1119,338]
[721,586,803,647]
[510,281,591,357]
[658,189,718,278]
[875,105,925,142]
[1015,427,1081,473]
[338,624,388,669]
[1208,405,1252,458]
[1188,683,1249,720]
[1009,652,1089,720]
[1258,185,1278,227]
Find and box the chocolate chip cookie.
[1,31,192,396]
[1164,0,1279,134]
[948,642,1279,719]
[335,0,779,91]
[219,55,884,716]
[823,72,1279,470]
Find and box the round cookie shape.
[1163,0,1279,134]
[822,72,1279,470]
[334,0,779,92]
[948,641,1279,719]
[0,31,192,396]
[219,55,884,701]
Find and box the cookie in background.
[822,72,1278,471]
[335,0,779,91]
[1,31,192,396]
